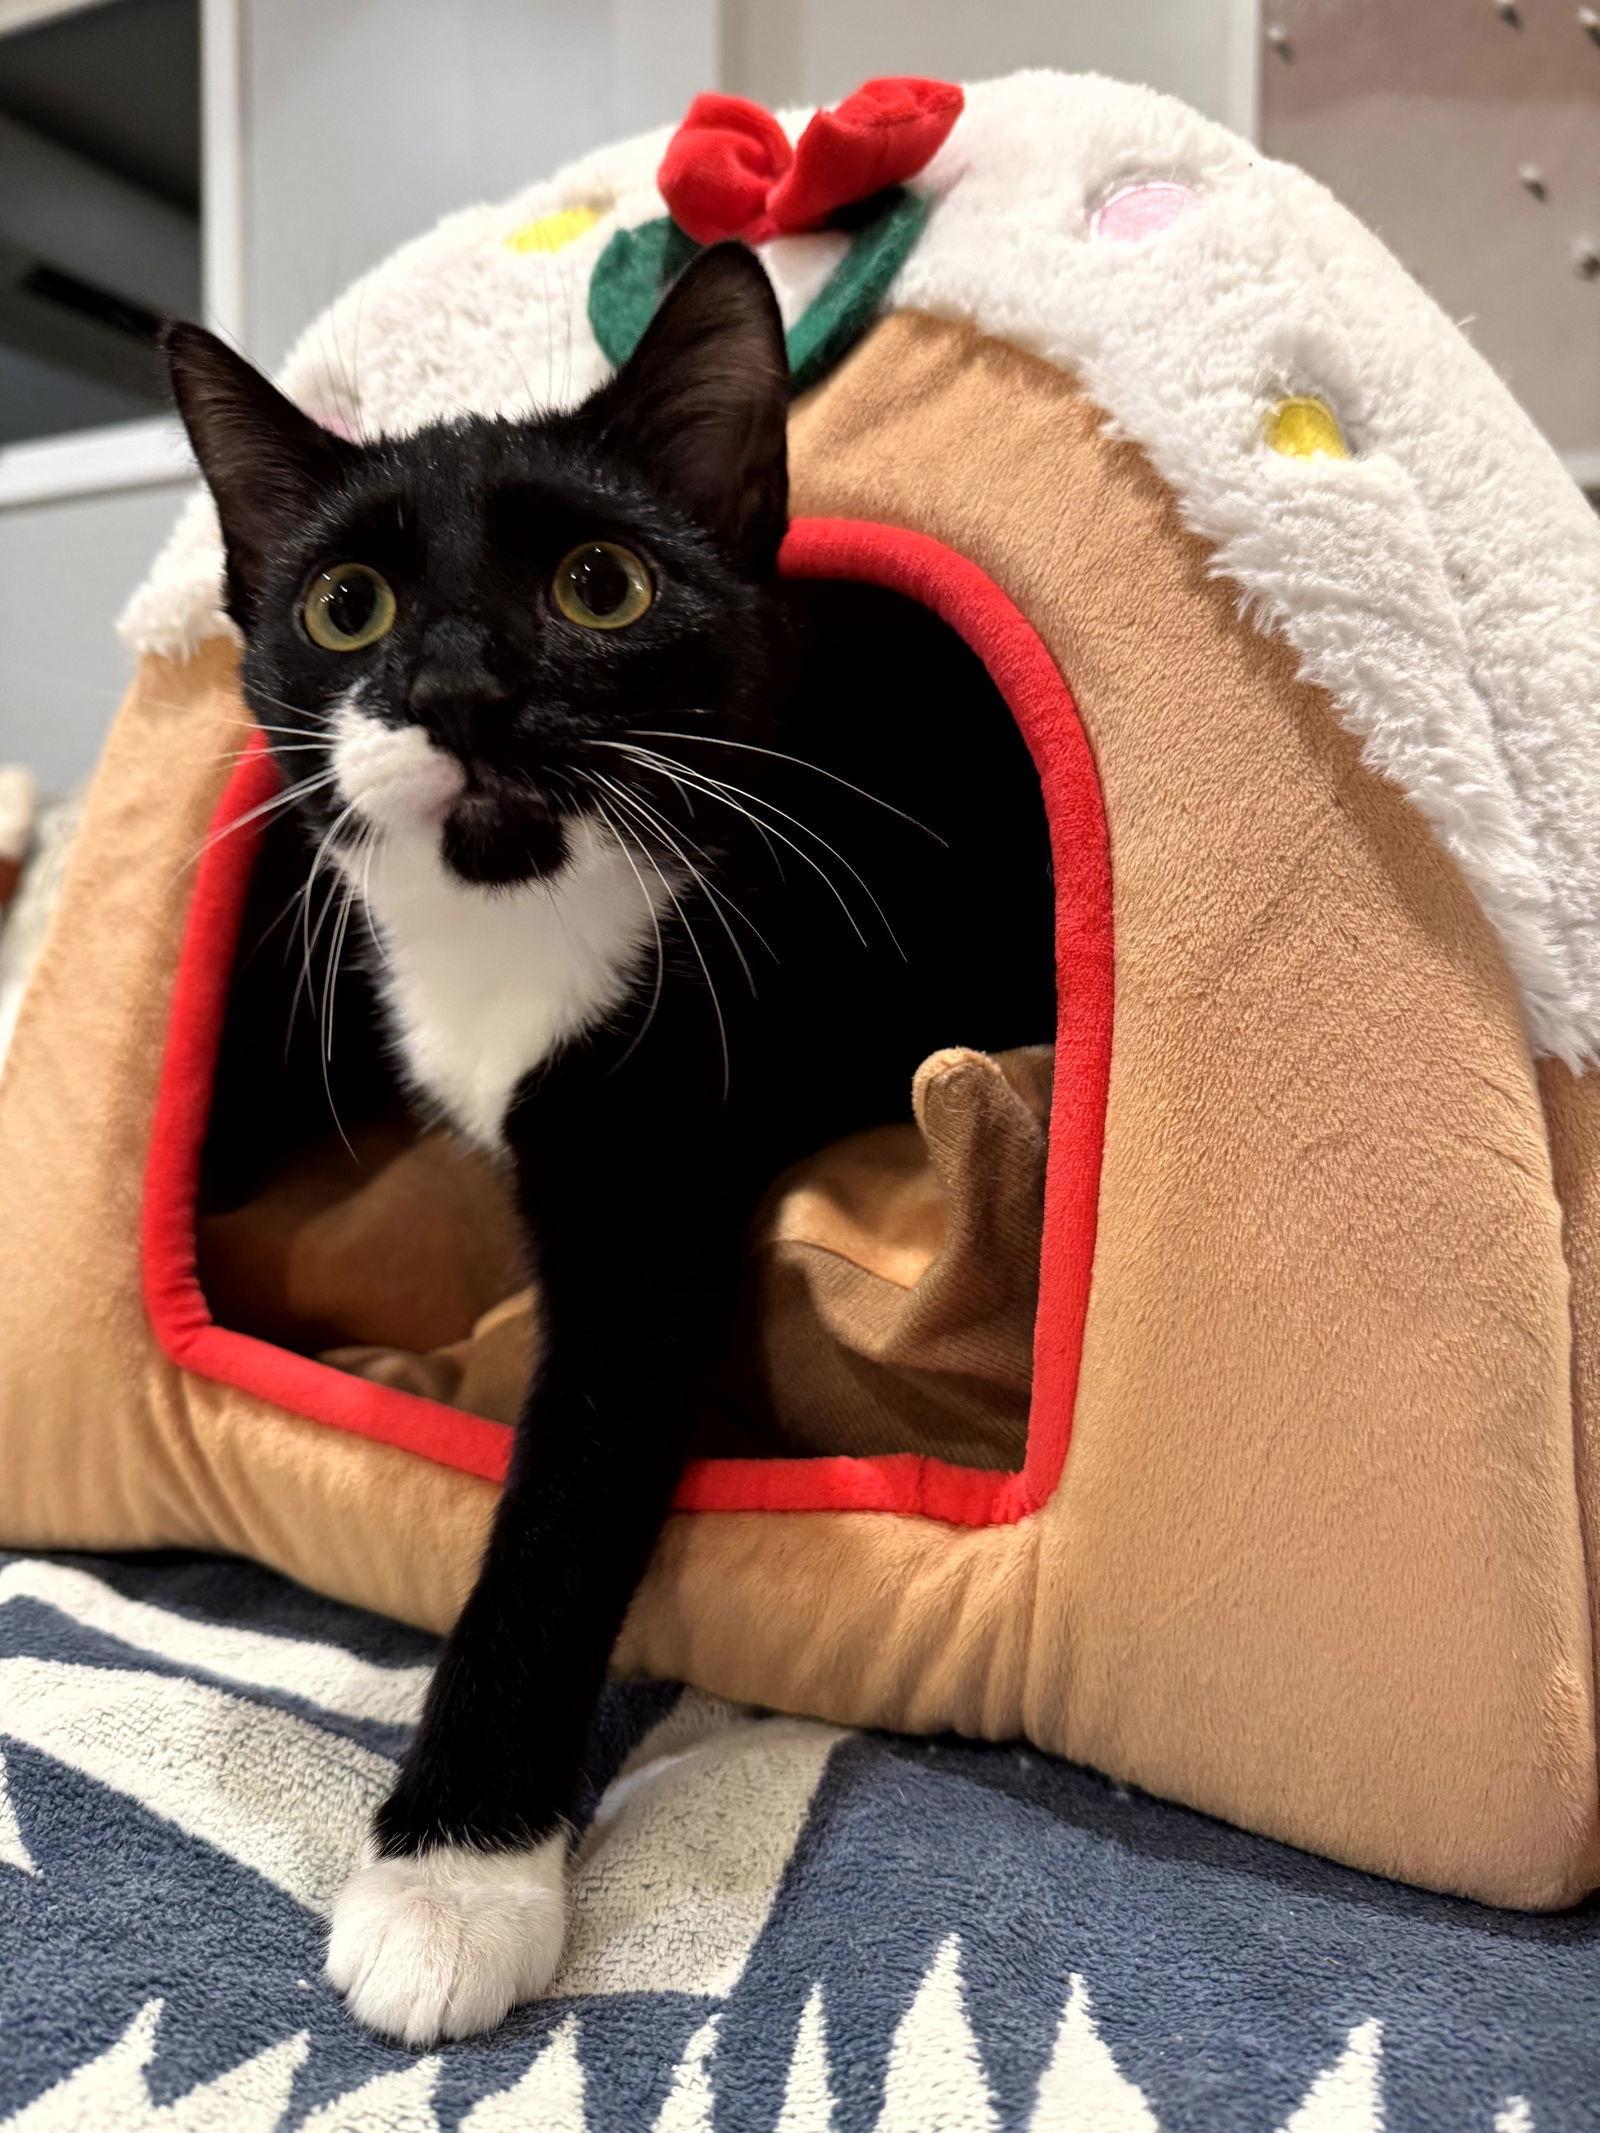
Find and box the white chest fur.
[356,830,659,1146]
[329,709,662,1148]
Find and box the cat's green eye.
[302,563,397,652]
[552,541,653,631]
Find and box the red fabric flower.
[658,77,964,247]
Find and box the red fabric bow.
[658,77,964,247]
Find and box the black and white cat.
[167,243,1054,2045]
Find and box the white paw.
[325,1835,568,2045]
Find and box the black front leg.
[326,1059,741,2045]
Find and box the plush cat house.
[5,69,1600,1913]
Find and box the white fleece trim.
[121,71,1600,1065]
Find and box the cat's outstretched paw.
[325,1835,568,2045]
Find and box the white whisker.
[580,792,667,1072]
[576,782,728,1097]
[184,767,343,874]
[604,743,892,954]
[584,767,768,991]
[627,728,946,843]
[289,798,363,1071]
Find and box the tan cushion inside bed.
[197,1044,1051,1471]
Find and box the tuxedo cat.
[167,243,1054,2045]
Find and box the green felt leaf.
[586,188,929,394]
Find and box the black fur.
[169,247,1054,1882]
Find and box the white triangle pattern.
[2,2001,166,2129]
[1279,2021,1384,2133]
[0,1561,429,1726]
[0,1972,1529,2133]
[0,2000,308,2131]
[460,2017,587,2132]
[0,1654,831,2003]
[0,1750,38,1877]
[1029,1975,1160,2131]
[551,1696,844,2000]
[296,2058,440,2132]
[0,1657,388,1914]
[775,1985,836,2133]
[874,1935,1000,2133]
[650,2015,721,2133]
[158,2036,311,2133]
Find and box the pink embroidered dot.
[1090,181,1199,243]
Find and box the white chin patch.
[325,1834,568,2046]
[330,700,466,837]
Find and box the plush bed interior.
[192,579,1058,1474]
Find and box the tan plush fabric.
[312,1044,1048,1468]
[618,315,1600,1907]
[0,640,499,1623]
[327,1292,538,1422]
[200,1127,526,1356]
[0,314,1595,1907]
[734,1044,1048,1466]
[1537,1057,1600,1895]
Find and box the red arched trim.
[142,518,1113,1524]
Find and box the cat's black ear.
[599,243,789,571]
[163,322,358,623]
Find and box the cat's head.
[165,243,790,888]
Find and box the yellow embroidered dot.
[1265,395,1351,461]
[505,206,602,255]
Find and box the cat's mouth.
[328,707,584,889]
[440,783,571,888]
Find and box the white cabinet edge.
[0,0,103,31]
[0,417,195,510]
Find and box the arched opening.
[143,520,1112,1527]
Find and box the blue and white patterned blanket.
[0,1548,1596,2131]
